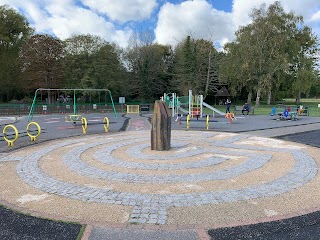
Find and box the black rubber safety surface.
[0,205,82,240]
[208,210,320,240]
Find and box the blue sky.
[0,0,319,48]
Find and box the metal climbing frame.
[27,88,117,122]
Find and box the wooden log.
[151,100,171,151]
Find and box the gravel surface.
[1,113,320,240]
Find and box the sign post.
[119,97,125,113]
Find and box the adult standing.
[225,98,231,113]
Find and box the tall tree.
[125,30,174,102]
[173,36,221,98]
[0,5,33,102]
[62,34,106,88]
[220,2,318,106]
[286,26,319,103]
[19,34,64,103]
[62,34,126,101]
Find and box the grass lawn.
[204,102,320,117]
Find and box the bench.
[140,104,150,113]
[234,105,255,115]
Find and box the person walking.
[225,98,231,113]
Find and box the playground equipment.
[2,122,42,146]
[271,106,300,120]
[81,117,110,134]
[186,115,211,130]
[28,88,117,122]
[163,90,225,118]
[127,105,140,114]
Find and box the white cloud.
[81,0,158,23]
[154,0,319,48]
[0,0,319,49]
[310,11,320,22]
[155,1,235,47]
[0,0,132,47]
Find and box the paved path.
[1,114,320,239]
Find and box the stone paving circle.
[0,129,320,227]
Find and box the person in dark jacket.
[242,103,250,115]
[225,98,231,113]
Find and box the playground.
[1,102,320,239]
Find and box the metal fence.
[0,103,154,116]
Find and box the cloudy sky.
[1,0,319,48]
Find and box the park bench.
[234,105,255,115]
[140,104,150,113]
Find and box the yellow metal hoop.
[26,122,41,142]
[103,117,110,132]
[206,115,210,130]
[3,124,18,146]
[81,117,87,134]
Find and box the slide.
[177,106,189,114]
[202,102,225,116]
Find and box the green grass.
[76,225,87,240]
[202,104,320,117]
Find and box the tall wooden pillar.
[151,100,171,151]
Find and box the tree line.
[0,2,319,106]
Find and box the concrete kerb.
[0,116,19,126]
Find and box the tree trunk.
[247,90,252,105]
[267,90,271,105]
[48,90,51,104]
[204,48,212,100]
[255,88,261,107]
[295,91,301,104]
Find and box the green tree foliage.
[62,34,106,88]
[62,34,126,99]
[220,1,319,106]
[19,34,64,102]
[0,5,33,102]
[125,31,174,102]
[286,26,319,103]
[173,36,222,98]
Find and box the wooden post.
[151,100,171,151]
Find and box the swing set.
[27,88,118,122]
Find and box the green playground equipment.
[27,88,117,122]
[163,90,204,118]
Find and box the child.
[175,114,182,124]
